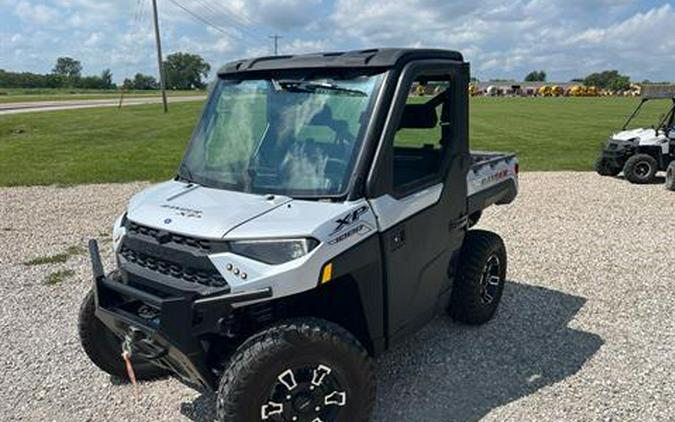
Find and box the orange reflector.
[321,263,333,284]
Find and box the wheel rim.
[635,162,652,178]
[261,364,347,421]
[480,254,501,305]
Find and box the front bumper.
[599,139,636,168]
[88,239,271,391]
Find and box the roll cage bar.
[622,97,675,131]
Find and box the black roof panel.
[217,48,464,76]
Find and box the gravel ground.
[0,172,673,422]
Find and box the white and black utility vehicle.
[596,86,675,184]
[79,49,518,422]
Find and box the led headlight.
[230,238,319,265]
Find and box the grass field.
[0,97,669,186]
[0,88,204,104]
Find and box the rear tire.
[666,162,675,191]
[623,154,658,184]
[448,230,507,325]
[595,157,621,176]
[216,318,375,422]
[78,289,167,380]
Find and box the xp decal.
[328,223,374,245]
[330,206,369,235]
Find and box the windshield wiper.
[279,81,366,97]
[177,162,197,185]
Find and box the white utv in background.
[596,88,675,184]
[79,48,518,422]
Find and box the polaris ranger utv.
[79,48,518,422]
[596,86,675,184]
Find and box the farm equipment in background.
[537,85,551,97]
[596,85,675,184]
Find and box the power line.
[269,34,282,55]
[167,0,232,36]
[194,0,267,42]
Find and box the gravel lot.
[1,172,673,422]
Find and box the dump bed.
[467,151,518,215]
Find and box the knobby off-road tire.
[623,154,658,184]
[665,162,675,191]
[448,230,507,325]
[217,318,376,422]
[595,157,622,177]
[78,289,167,380]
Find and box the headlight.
[230,238,319,265]
[112,212,127,251]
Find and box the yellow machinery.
[551,85,563,96]
[468,84,478,96]
[537,85,551,96]
[566,85,583,96]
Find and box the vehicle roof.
[217,48,464,76]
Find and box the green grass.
[1,102,203,186]
[44,269,75,286]
[0,97,669,186]
[23,244,87,266]
[0,88,203,104]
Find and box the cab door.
[367,60,470,344]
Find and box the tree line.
[0,52,211,91]
[524,69,633,91]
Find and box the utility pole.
[151,0,168,113]
[269,34,283,56]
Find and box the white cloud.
[83,32,101,47]
[14,1,60,25]
[1,0,675,83]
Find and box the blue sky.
[1,0,674,84]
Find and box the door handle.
[389,226,406,252]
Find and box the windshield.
[179,72,385,197]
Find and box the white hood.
[612,128,656,141]
[127,181,292,239]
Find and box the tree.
[100,69,113,89]
[163,52,211,90]
[525,70,547,82]
[583,70,631,90]
[128,73,159,90]
[52,57,82,79]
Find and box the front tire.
[623,154,658,184]
[78,289,167,380]
[665,162,675,191]
[595,157,621,176]
[448,230,507,325]
[217,318,375,422]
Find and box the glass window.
[180,72,385,197]
[392,78,451,190]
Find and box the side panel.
[328,235,386,355]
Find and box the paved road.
[0,95,205,115]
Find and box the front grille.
[127,221,215,252]
[120,246,227,288]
